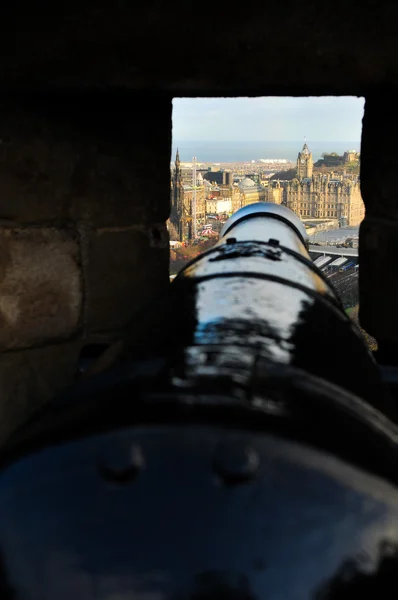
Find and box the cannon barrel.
[1,204,398,599]
[171,202,386,410]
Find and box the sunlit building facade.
[285,143,365,226]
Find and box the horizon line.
[172,139,362,143]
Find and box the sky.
[172,97,364,142]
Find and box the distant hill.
[270,168,297,181]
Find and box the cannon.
[1,203,398,598]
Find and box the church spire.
[175,148,180,167]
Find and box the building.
[285,171,365,226]
[343,150,360,163]
[231,184,243,213]
[170,149,206,241]
[206,197,232,215]
[284,143,365,226]
[181,184,206,228]
[228,177,267,213]
[170,149,183,239]
[203,169,233,186]
[179,167,195,185]
[297,142,313,179]
[238,177,266,205]
[265,181,283,204]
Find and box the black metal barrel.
[170,202,386,412]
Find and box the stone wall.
[1,2,398,94]
[0,93,171,441]
[360,96,398,361]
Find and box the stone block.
[0,227,82,350]
[85,225,169,336]
[0,341,81,445]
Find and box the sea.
[171,141,361,164]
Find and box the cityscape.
[169,141,363,245]
[169,138,371,344]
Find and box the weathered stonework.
[0,227,82,350]
[1,2,398,93]
[0,341,81,444]
[0,95,172,438]
[0,96,171,227]
[86,225,169,336]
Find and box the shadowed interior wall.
[360,96,398,357]
[0,94,171,441]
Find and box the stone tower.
[297,141,313,180]
[170,149,183,240]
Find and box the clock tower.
[297,141,313,181]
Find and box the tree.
[270,168,297,181]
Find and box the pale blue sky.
[172,97,364,142]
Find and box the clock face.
[301,159,305,164]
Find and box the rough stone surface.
[0,95,172,227]
[0,227,82,350]
[361,97,398,219]
[0,341,81,444]
[86,225,169,336]
[0,2,397,93]
[359,219,398,342]
[0,94,172,425]
[359,97,398,344]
